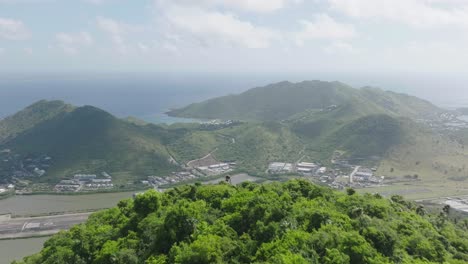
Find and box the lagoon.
[0,237,49,264]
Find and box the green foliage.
[133,190,162,217]
[1,102,179,182]
[168,80,440,121]
[214,123,303,172]
[328,114,403,158]
[16,180,468,264]
[0,100,74,143]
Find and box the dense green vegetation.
[0,80,466,189]
[0,100,74,143]
[1,104,180,183]
[15,180,468,264]
[168,81,441,121]
[326,114,404,158]
[218,123,302,171]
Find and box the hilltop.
[14,180,468,264]
[168,80,441,121]
[166,80,468,199]
[0,101,182,186]
[167,80,434,163]
[1,81,468,199]
[0,100,74,143]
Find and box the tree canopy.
[15,180,468,264]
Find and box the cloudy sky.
[2,0,468,73]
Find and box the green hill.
[0,100,74,143]
[0,102,181,184]
[213,122,303,172]
[167,80,468,190]
[168,81,441,121]
[0,81,464,196]
[15,180,468,264]
[320,114,404,159]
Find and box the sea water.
[0,72,263,123]
[2,72,468,123]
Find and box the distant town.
[2,113,468,200]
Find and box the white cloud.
[156,0,302,13]
[55,31,93,54]
[96,16,143,54]
[324,41,355,54]
[0,17,30,40]
[295,14,356,46]
[328,0,468,29]
[164,5,279,48]
[215,0,302,13]
[0,47,4,54]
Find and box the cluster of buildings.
[267,159,385,190]
[268,161,327,175]
[268,162,294,174]
[296,162,317,174]
[330,165,384,189]
[0,184,14,194]
[1,150,52,180]
[146,171,198,187]
[145,161,236,187]
[200,120,241,130]
[196,162,235,176]
[351,167,381,183]
[54,173,113,192]
[417,111,468,132]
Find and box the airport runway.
[0,213,91,239]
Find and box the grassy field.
[369,126,468,200]
[358,181,468,200]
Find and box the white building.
[91,178,112,184]
[74,174,97,180]
[297,162,317,168]
[318,167,327,174]
[268,162,293,173]
[296,162,318,174]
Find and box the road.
[186,148,218,168]
[0,213,91,239]
[349,166,361,183]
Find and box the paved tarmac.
[0,213,91,239]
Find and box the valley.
[1,80,468,205]
[1,81,468,264]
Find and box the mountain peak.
[168,80,440,121]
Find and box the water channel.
[0,174,261,263]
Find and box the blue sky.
[2,0,468,73]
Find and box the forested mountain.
[0,100,74,143]
[168,81,441,121]
[14,180,468,264]
[0,101,183,183]
[0,80,464,185]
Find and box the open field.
[358,180,468,200]
[187,151,219,168]
[416,194,468,213]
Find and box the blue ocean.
[1,72,468,123]
[0,73,261,123]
